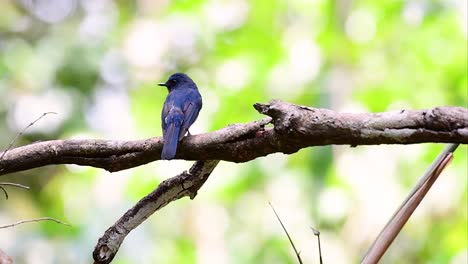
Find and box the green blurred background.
[0,0,467,263]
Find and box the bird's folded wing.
[161,101,173,138]
[180,100,201,141]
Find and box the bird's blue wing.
[161,99,172,138]
[179,91,202,141]
[162,109,183,160]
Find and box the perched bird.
[158,73,202,160]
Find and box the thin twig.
[362,143,459,264]
[0,186,7,200]
[0,217,70,229]
[0,113,67,236]
[0,182,30,200]
[0,182,30,189]
[0,112,53,198]
[0,112,57,161]
[311,227,323,264]
[269,202,303,264]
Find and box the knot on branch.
[254,100,338,138]
[428,107,468,131]
[253,101,468,149]
[93,231,122,264]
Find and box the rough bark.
[93,160,219,264]
[1,100,467,264]
[1,100,466,176]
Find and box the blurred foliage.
[0,0,466,263]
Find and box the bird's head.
[158,73,195,91]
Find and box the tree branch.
[0,217,69,229]
[92,160,219,264]
[0,100,466,176]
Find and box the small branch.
[362,143,458,263]
[92,160,219,264]
[0,182,30,189]
[0,186,6,199]
[0,112,56,162]
[1,101,466,176]
[310,227,323,264]
[0,217,70,229]
[269,202,303,264]
[0,112,48,198]
[0,182,30,200]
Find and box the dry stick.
[362,143,459,264]
[0,186,7,200]
[310,227,323,264]
[269,202,304,264]
[0,112,54,199]
[0,217,70,229]
[0,112,55,198]
[93,160,220,264]
[0,113,63,262]
[0,113,69,234]
[0,112,57,162]
[0,182,30,200]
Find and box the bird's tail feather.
[162,115,183,160]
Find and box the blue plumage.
[159,73,202,160]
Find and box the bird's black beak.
[158,82,167,87]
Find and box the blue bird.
[158,73,202,160]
